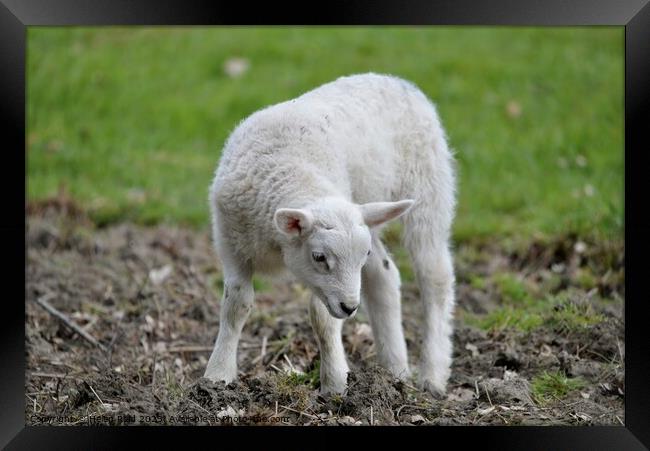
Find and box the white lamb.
[204,73,456,396]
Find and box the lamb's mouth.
[310,286,350,319]
[313,291,348,319]
[324,300,349,319]
[321,295,355,319]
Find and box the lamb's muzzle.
[339,301,358,316]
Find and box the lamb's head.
[274,197,414,319]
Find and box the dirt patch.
[25,207,624,426]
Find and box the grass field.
[27,27,624,241]
[25,28,626,425]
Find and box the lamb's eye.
[312,252,326,263]
[367,250,371,256]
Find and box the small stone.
[477,406,495,416]
[574,241,587,254]
[149,264,173,285]
[410,414,426,424]
[217,406,238,419]
[465,343,479,357]
[223,57,250,78]
[338,415,361,425]
[503,370,519,381]
[551,263,565,274]
[446,387,475,403]
[506,100,522,118]
[539,344,553,356]
[480,376,533,405]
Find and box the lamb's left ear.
[360,199,415,227]
[274,208,314,237]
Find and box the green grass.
[531,371,586,405]
[465,292,605,333]
[545,300,606,334]
[210,274,273,296]
[27,27,623,240]
[282,360,320,389]
[466,305,545,332]
[252,277,272,293]
[492,272,532,304]
[469,275,488,290]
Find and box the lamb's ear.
[274,208,314,237]
[360,199,415,227]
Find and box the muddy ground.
[25,204,625,426]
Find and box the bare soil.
[25,205,624,426]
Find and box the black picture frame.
[4,0,649,449]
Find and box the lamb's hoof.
[391,366,412,381]
[319,376,348,396]
[319,384,347,396]
[318,367,349,396]
[419,378,447,400]
[203,369,236,385]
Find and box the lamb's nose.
[340,302,358,316]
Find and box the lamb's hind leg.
[204,242,254,384]
[403,207,456,397]
[362,233,410,380]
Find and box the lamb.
[204,73,456,396]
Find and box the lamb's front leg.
[309,295,349,394]
[204,266,254,384]
[362,235,410,380]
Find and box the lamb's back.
[210,73,447,263]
